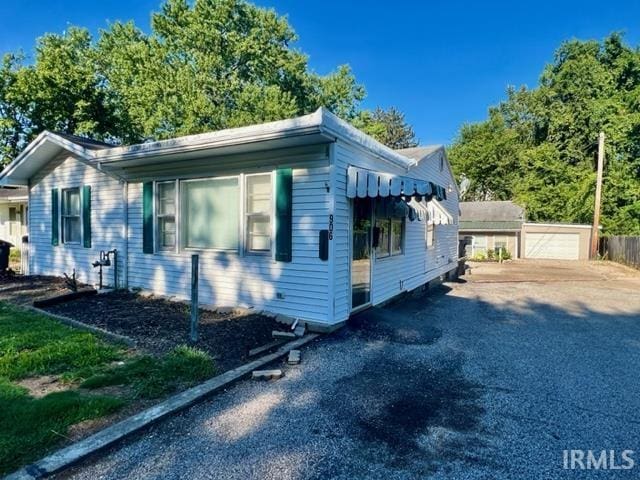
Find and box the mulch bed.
[45,291,282,372]
[0,275,70,306]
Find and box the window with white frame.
[391,218,403,255]
[61,188,81,243]
[245,174,272,253]
[426,222,435,248]
[473,235,487,256]
[375,216,404,258]
[181,177,240,250]
[156,181,176,251]
[375,217,390,258]
[494,235,508,253]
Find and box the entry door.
[352,198,372,309]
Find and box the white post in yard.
[191,254,199,343]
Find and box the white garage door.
[525,232,580,260]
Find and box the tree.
[353,106,418,149]
[0,0,373,164]
[449,33,640,235]
[96,0,366,141]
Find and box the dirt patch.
[45,291,281,371]
[0,275,71,306]
[17,375,71,398]
[326,354,486,471]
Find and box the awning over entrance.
[346,166,446,201]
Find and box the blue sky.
[1,0,639,145]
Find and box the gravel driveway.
[59,260,640,479]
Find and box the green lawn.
[0,302,216,475]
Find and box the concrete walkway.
[58,261,640,479]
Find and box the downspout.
[121,180,129,289]
[27,178,31,276]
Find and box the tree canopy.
[353,106,418,149]
[1,0,408,165]
[449,33,640,235]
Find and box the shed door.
[525,232,580,260]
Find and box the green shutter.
[51,189,59,246]
[82,185,91,248]
[275,168,293,262]
[143,182,154,254]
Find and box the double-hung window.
[61,188,81,244]
[156,181,176,251]
[245,174,272,253]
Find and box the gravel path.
[58,261,640,479]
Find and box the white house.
[0,187,28,247]
[0,108,459,330]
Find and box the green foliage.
[0,0,383,164]
[0,302,123,380]
[0,304,127,474]
[80,345,216,399]
[0,302,219,474]
[0,379,124,475]
[449,33,640,235]
[353,106,418,149]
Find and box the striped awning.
[346,166,446,201]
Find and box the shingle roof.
[459,201,525,232]
[395,145,442,162]
[460,201,525,222]
[459,220,523,232]
[53,132,114,150]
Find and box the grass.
[0,303,124,380]
[79,345,215,399]
[0,302,216,475]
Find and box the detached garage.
[522,223,592,260]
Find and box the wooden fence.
[600,236,640,269]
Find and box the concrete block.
[272,330,296,339]
[287,350,301,365]
[275,313,295,326]
[294,324,306,337]
[252,369,283,380]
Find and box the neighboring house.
[459,201,525,258]
[459,200,592,260]
[0,187,28,247]
[0,108,460,331]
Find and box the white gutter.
[1,108,418,184]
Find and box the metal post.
[190,254,199,343]
[591,132,605,259]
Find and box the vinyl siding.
[126,165,331,322]
[331,140,459,322]
[29,154,125,287]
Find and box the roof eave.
[0,132,94,186]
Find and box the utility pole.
[590,132,605,259]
